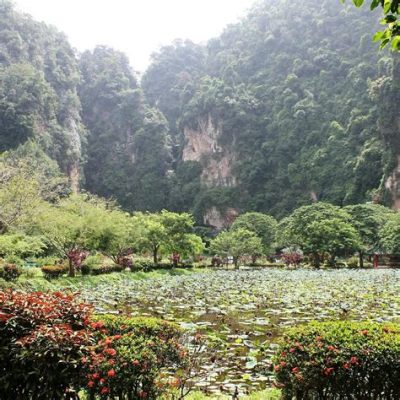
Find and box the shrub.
[281,248,303,266]
[363,261,373,268]
[116,255,133,269]
[0,290,94,399]
[253,263,285,268]
[91,314,182,339]
[91,263,124,275]
[34,256,60,267]
[180,263,194,269]
[85,315,187,399]
[272,321,400,399]
[81,254,108,275]
[41,264,67,280]
[0,264,22,281]
[346,256,359,268]
[4,254,24,266]
[131,258,156,272]
[0,291,188,400]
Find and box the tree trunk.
[358,250,364,268]
[234,256,239,269]
[68,257,75,277]
[153,246,158,264]
[313,253,320,269]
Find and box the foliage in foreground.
[273,321,400,399]
[344,0,400,50]
[0,290,187,399]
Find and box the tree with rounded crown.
[210,228,263,268]
[279,203,361,267]
[231,212,278,261]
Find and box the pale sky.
[14,0,254,73]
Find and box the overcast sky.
[14,0,254,72]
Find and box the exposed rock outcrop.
[182,114,236,187]
[204,206,239,230]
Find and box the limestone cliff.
[182,114,236,187]
[182,114,238,228]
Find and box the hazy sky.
[14,0,254,72]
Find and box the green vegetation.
[6,268,398,397]
[273,321,400,399]
[344,0,400,50]
[0,290,186,400]
[0,0,399,221]
[1,0,400,398]
[210,228,263,268]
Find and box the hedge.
[272,321,400,399]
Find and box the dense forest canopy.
[0,0,399,225]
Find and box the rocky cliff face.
[203,206,239,230]
[182,114,236,187]
[182,114,238,228]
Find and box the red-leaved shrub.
[0,290,94,399]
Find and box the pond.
[78,268,400,395]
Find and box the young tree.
[344,204,392,267]
[36,195,111,277]
[231,212,278,258]
[210,228,262,268]
[133,212,167,264]
[279,203,361,267]
[0,173,43,233]
[134,210,204,265]
[93,209,139,265]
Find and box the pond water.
[78,268,400,395]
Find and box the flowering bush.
[0,290,94,399]
[272,321,400,399]
[85,315,187,399]
[0,290,188,399]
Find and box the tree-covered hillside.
[0,0,85,191]
[79,46,172,211]
[1,0,399,225]
[143,0,397,220]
